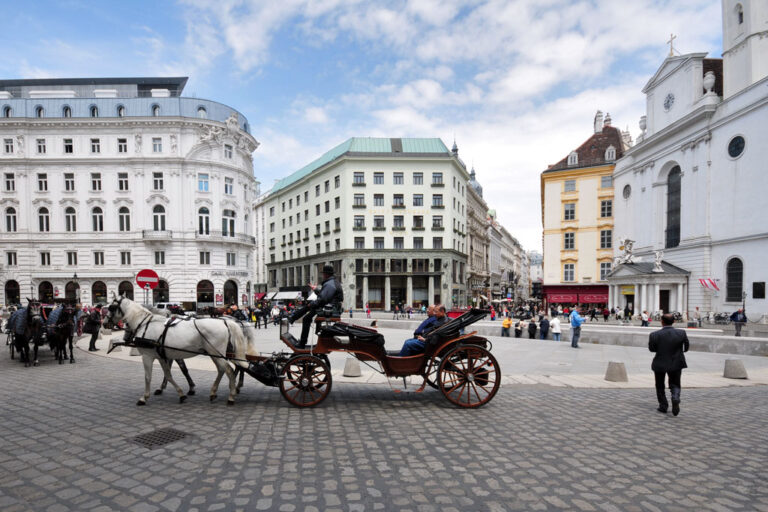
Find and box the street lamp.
[742,290,747,312]
[73,272,80,302]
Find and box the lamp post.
[144,283,151,307]
[73,272,80,303]
[742,290,747,313]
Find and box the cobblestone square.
[1,346,767,511]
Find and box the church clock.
[663,93,675,111]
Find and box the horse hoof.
[136,400,146,406]
[227,399,235,406]
[187,389,196,396]
[179,396,187,404]
[210,395,217,402]
[33,361,39,367]
[154,389,163,395]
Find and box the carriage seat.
[320,322,385,347]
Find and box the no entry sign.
[136,269,159,290]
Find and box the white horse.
[104,294,249,406]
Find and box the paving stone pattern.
[0,350,767,511]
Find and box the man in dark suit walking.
[649,313,690,416]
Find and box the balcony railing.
[194,230,256,244]
[142,229,173,240]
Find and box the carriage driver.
[286,264,343,348]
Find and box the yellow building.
[540,112,630,308]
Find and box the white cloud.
[304,106,329,123]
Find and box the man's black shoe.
[657,406,668,414]
[672,400,680,416]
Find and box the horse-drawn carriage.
[106,296,501,409]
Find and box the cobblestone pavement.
[1,348,767,512]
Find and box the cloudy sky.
[0,0,723,250]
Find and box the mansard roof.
[545,125,625,173]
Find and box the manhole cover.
[131,428,189,449]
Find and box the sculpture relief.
[616,237,635,265]
[652,250,664,272]
[170,134,178,154]
[16,135,24,156]
[134,134,142,154]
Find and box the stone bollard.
[343,357,362,377]
[129,347,141,356]
[604,361,628,382]
[723,359,748,379]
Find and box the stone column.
[385,276,391,311]
[406,276,413,308]
[362,277,368,309]
[608,285,614,310]
[633,284,640,314]
[640,283,647,314]
[428,276,435,305]
[676,283,684,314]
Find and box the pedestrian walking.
[527,319,537,339]
[569,306,584,348]
[649,313,689,416]
[603,307,610,322]
[550,316,561,341]
[539,316,550,340]
[730,309,747,336]
[85,304,103,351]
[641,310,650,327]
[515,319,524,338]
[501,316,512,337]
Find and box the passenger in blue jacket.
[399,305,446,356]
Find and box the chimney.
[593,110,603,133]
[604,112,612,127]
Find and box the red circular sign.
[136,269,160,290]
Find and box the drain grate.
[131,428,189,449]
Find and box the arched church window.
[665,166,681,248]
[736,3,744,24]
[726,258,743,302]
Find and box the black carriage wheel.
[279,355,332,407]
[425,357,440,389]
[438,345,500,408]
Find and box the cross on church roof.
[667,33,677,57]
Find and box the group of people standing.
[500,307,585,348]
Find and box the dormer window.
[117,105,126,117]
[567,151,578,167]
[35,106,44,118]
[197,106,207,119]
[62,106,71,118]
[605,145,616,161]
[2,106,10,117]
[90,105,99,117]
[152,105,161,117]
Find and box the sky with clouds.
[0,0,724,250]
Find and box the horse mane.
[120,298,166,326]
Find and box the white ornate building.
[609,0,768,318]
[0,77,260,308]
[466,168,491,306]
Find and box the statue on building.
[134,134,142,154]
[616,237,635,265]
[652,250,664,272]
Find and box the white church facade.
[608,0,768,319]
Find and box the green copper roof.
[271,137,451,193]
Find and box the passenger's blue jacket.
[413,315,437,336]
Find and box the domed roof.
[469,166,483,197]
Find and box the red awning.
[254,293,266,300]
[547,294,578,303]
[579,293,608,303]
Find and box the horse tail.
[227,322,249,368]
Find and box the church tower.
[722,0,768,98]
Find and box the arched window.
[222,209,235,237]
[118,280,134,300]
[92,281,107,305]
[726,258,744,302]
[65,206,77,232]
[153,279,169,304]
[2,106,10,117]
[38,281,54,302]
[197,106,207,119]
[5,280,20,305]
[35,106,44,118]
[196,280,214,305]
[736,3,744,24]
[243,122,249,134]
[152,104,160,117]
[5,207,17,232]
[567,151,578,167]
[153,204,166,231]
[118,207,131,232]
[665,166,681,248]
[198,207,210,234]
[224,280,238,305]
[90,105,99,117]
[605,145,616,161]
[64,281,80,301]
[62,106,71,118]
[117,105,125,117]
[91,207,104,232]
[38,207,50,232]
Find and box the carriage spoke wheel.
[279,355,332,407]
[438,345,500,408]
[425,357,440,389]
